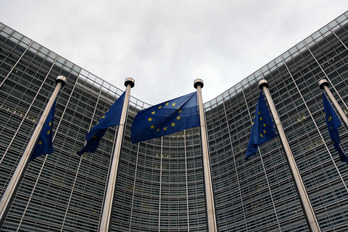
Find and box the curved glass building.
[1,11,348,232]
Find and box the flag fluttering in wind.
[131,92,200,143]
[31,101,56,161]
[77,92,125,155]
[322,93,348,162]
[246,92,277,160]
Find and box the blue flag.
[322,93,348,162]
[77,91,125,155]
[246,93,277,160]
[31,100,56,161]
[131,92,200,143]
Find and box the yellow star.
[102,115,105,119]
[163,127,167,131]
[38,141,42,145]
[176,116,181,120]
[328,116,332,121]
[259,117,263,120]
[151,111,155,114]
[179,110,182,113]
[49,122,52,126]
[252,122,254,125]
[172,102,176,106]
[263,123,266,127]
[263,130,266,134]
[150,125,155,129]
[165,102,169,106]
[171,123,175,127]
[260,134,264,138]
[258,111,260,115]
[46,130,50,135]
[158,106,162,109]
[156,128,160,132]
[148,118,152,122]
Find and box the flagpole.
[259,80,320,232]
[0,75,66,225]
[194,79,217,232]
[319,79,348,128]
[99,77,134,232]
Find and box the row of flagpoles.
[0,75,347,231]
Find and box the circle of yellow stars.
[147,102,182,132]
[251,111,268,138]
[37,122,52,146]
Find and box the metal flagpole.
[0,75,66,225]
[259,80,320,232]
[99,77,134,232]
[319,79,348,128]
[194,79,217,232]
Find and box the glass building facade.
[1,11,348,232]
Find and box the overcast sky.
[1,1,348,104]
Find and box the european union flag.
[31,100,56,161]
[246,92,277,160]
[131,92,200,143]
[322,93,348,162]
[77,91,125,155]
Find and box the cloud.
[1,0,348,104]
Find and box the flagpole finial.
[56,76,67,87]
[194,79,204,89]
[124,77,135,88]
[319,79,329,89]
[258,79,268,90]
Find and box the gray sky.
[1,1,348,104]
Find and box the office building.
[1,11,348,232]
